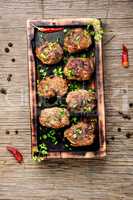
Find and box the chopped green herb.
[42,134,47,140]
[71,116,78,124]
[75,128,82,135]
[86,24,91,31]
[68,82,81,91]
[94,29,104,42]
[37,65,48,79]
[46,129,58,144]
[88,88,96,93]
[63,57,67,64]
[45,84,49,91]
[53,67,64,77]
[72,103,78,108]
[90,51,95,57]
[39,143,48,155]
[90,31,95,36]
[66,69,74,78]
[75,35,80,42]
[63,28,68,33]
[60,109,65,117]
[64,143,72,151]
[56,37,60,43]
[54,141,58,145]
[84,107,92,112]
[81,54,86,58]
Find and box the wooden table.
[0,0,133,199]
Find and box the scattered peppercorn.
[110,136,115,140]
[106,140,109,144]
[4,47,9,53]
[5,130,10,135]
[123,89,127,93]
[15,130,19,135]
[8,42,13,47]
[7,74,12,82]
[126,132,132,139]
[11,58,15,62]
[0,88,7,95]
[117,128,121,132]
[129,103,133,108]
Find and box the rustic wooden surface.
[0,0,133,199]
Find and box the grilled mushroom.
[36,41,63,64]
[39,107,70,128]
[64,121,95,147]
[64,28,92,53]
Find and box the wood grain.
[0,0,133,200]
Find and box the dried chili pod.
[122,44,129,68]
[7,146,23,163]
[90,80,96,90]
[32,24,64,33]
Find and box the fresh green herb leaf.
[53,67,64,77]
[71,116,78,124]
[60,109,65,117]
[84,107,92,112]
[75,128,82,135]
[37,65,48,79]
[66,69,74,78]
[86,24,91,31]
[42,134,47,140]
[68,82,81,91]
[39,143,48,155]
[63,28,68,33]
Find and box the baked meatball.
[64,121,95,147]
[36,41,63,64]
[38,76,68,98]
[66,89,96,112]
[39,107,70,128]
[64,28,92,53]
[64,57,94,81]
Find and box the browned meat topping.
[64,57,95,80]
[39,107,70,128]
[36,41,63,65]
[64,121,95,146]
[64,28,92,53]
[38,76,68,98]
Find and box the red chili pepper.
[32,24,64,33]
[122,44,129,68]
[90,80,96,90]
[7,146,23,163]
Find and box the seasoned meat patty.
[64,121,95,147]
[66,89,96,112]
[39,107,70,128]
[64,28,92,53]
[38,76,68,98]
[64,57,94,80]
[36,41,63,64]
